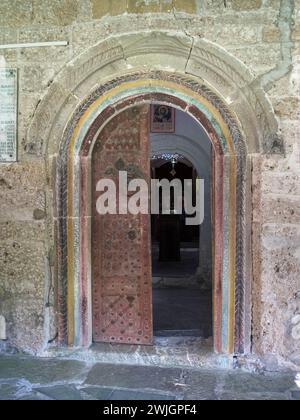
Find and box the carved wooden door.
[92,106,153,345]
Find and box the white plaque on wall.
[0,69,18,162]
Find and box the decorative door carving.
[92,106,153,345]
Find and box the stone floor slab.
[35,385,83,400]
[85,363,183,394]
[0,383,18,400]
[183,369,224,400]
[0,356,88,385]
[291,389,300,400]
[219,392,289,401]
[223,371,295,394]
[110,389,176,400]
[0,355,296,400]
[79,386,115,400]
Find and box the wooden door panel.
[92,106,153,345]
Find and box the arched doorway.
[27,32,280,360]
[58,76,248,355]
[91,103,214,346]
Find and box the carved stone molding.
[26,31,279,158]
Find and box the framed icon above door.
[150,105,175,133]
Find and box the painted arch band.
[56,73,249,355]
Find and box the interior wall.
[151,109,212,286]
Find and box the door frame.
[55,73,250,355]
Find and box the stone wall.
[0,1,299,368]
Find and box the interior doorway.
[150,106,213,340]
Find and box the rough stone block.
[0,0,33,28]
[85,363,182,392]
[232,0,262,11]
[128,0,161,14]
[0,161,47,221]
[227,44,281,76]
[161,0,173,13]
[91,0,127,19]
[0,241,45,296]
[273,96,300,120]
[204,24,261,46]
[0,297,45,353]
[263,26,281,43]
[0,221,46,243]
[19,66,56,95]
[260,195,300,224]
[173,0,197,14]
[292,25,300,42]
[34,0,80,26]
[119,31,193,73]
[18,27,71,64]
[261,172,300,195]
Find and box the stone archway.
[58,76,246,355]
[26,31,281,357]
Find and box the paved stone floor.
[0,355,299,400]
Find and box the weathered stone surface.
[36,385,83,400]
[173,0,196,14]
[273,96,300,120]
[79,386,114,400]
[0,356,87,384]
[291,389,300,400]
[18,27,72,64]
[263,26,281,43]
[219,392,289,401]
[128,0,161,14]
[0,221,45,243]
[32,0,81,27]
[227,44,282,76]
[0,356,296,400]
[223,371,295,394]
[231,0,262,11]
[92,0,127,19]
[0,161,46,221]
[204,24,261,46]
[0,297,45,353]
[0,0,84,28]
[161,0,174,13]
[0,1,34,28]
[33,209,46,220]
[85,363,183,393]
[110,389,175,400]
[0,383,19,400]
[80,386,174,400]
[183,370,222,400]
